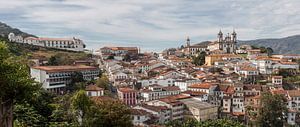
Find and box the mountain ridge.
[238,34,300,54]
[0,22,35,37]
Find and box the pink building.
[117,87,138,106]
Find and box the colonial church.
[207,30,237,54]
[182,30,238,56]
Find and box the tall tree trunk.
[0,99,13,127]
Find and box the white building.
[232,85,244,113]
[174,79,202,91]
[138,78,176,87]
[8,33,23,43]
[272,76,283,88]
[85,84,104,97]
[147,98,185,120]
[133,104,171,123]
[140,85,181,102]
[8,32,85,51]
[250,58,274,74]
[273,61,299,70]
[131,109,151,126]
[187,82,217,94]
[287,90,300,125]
[179,98,218,121]
[30,65,100,93]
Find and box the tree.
[257,92,288,127]
[192,51,206,66]
[13,89,56,126]
[50,94,76,126]
[259,47,273,56]
[48,56,59,65]
[0,41,39,127]
[71,90,92,125]
[96,74,110,90]
[123,54,131,62]
[266,47,273,56]
[165,118,244,127]
[68,71,85,91]
[107,55,114,60]
[84,99,132,127]
[13,103,45,126]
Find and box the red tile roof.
[85,85,103,91]
[131,109,151,116]
[32,65,98,72]
[162,86,180,91]
[118,87,137,93]
[188,82,214,89]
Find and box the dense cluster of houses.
[28,30,300,126]
[96,31,300,126]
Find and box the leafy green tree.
[259,47,273,56]
[257,92,288,127]
[0,41,39,127]
[266,47,274,56]
[50,94,75,125]
[123,54,131,62]
[84,99,132,127]
[107,55,114,60]
[165,118,244,127]
[68,71,85,91]
[48,56,59,65]
[12,85,55,127]
[96,74,110,90]
[14,103,45,126]
[71,90,92,125]
[192,51,206,66]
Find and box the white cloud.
[1,0,300,51]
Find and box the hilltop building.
[182,30,238,56]
[8,32,86,51]
[207,30,237,54]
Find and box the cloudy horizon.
[1,0,300,52]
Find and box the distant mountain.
[239,35,300,54]
[0,22,35,37]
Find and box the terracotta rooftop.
[140,104,169,112]
[271,88,287,95]
[182,90,207,96]
[85,85,103,91]
[32,65,98,72]
[118,87,137,93]
[131,109,151,116]
[162,86,180,91]
[159,94,191,104]
[279,61,298,65]
[287,90,300,97]
[101,46,138,51]
[272,76,283,79]
[39,37,76,41]
[188,82,214,89]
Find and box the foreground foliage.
[0,41,39,127]
[257,92,288,127]
[165,118,244,127]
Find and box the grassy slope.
[0,37,91,65]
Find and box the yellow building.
[205,54,242,66]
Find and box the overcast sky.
[1,0,300,52]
